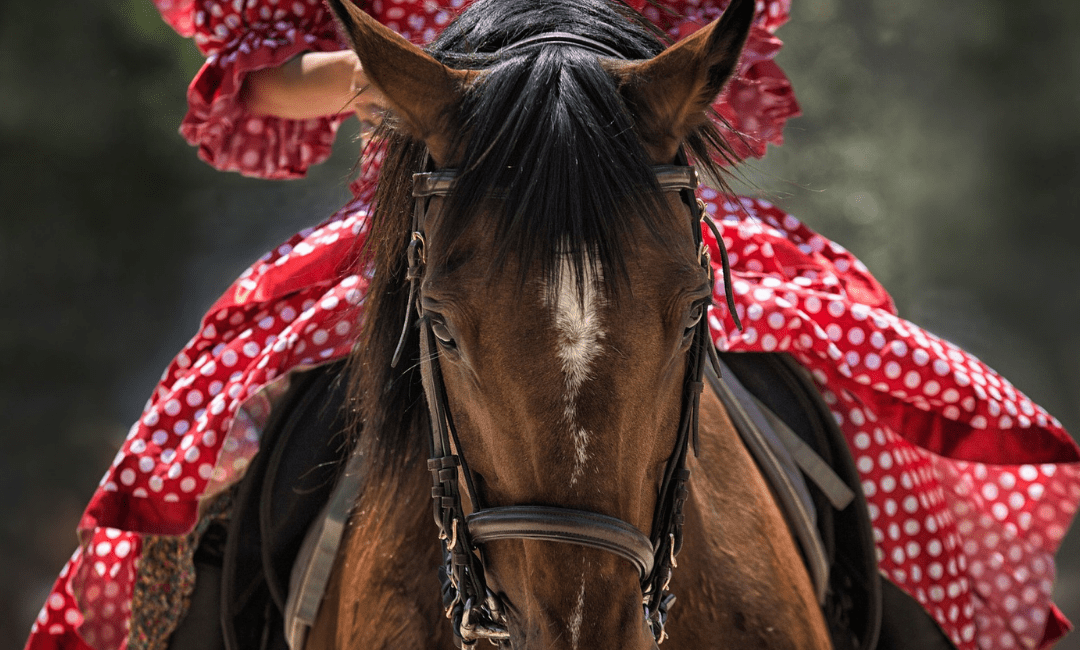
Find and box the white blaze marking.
[569,575,587,650]
[546,254,604,484]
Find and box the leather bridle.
[388,33,741,649]
[392,160,740,648]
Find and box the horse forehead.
[545,255,606,373]
[430,197,695,342]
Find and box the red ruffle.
[28,195,1080,650]
[180,25,349,180]
[626,0,791,35]
[34,3,1077,650]
[700,195,1079,650]
[717,32,800,159]
[172,0,799,180]
[152,0,196,38]
[628,2,801,160]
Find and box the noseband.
[390,33,739,648]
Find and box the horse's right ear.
[326,0,475,165]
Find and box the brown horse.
[307,0,832,648]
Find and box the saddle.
[170,354,955,650]
[167,362,352,650]
[716,352,955,650]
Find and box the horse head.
[330,1,754,647]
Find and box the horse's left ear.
[609,0,755,163]
[326,0,475,164]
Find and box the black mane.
[348,0,736,472]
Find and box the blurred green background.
[1,0,1077,646]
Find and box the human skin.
[241,50,387,130]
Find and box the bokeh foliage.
[1,0,1077,646]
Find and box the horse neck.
[663,387,832,649]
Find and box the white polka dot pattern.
[89,205,370,531]
[702,196,1080,650]
[30,200,371,650]
[28,532,140,650]
[26,2,1079,650]
[162,0,797,181]
[31,192,1080,650]
[30,1,798,646]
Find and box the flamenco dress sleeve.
[630,0,800,160]
[163,0,353,179]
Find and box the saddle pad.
[219,362,351,650]
[716,352,884,650]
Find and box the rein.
[388,33,740,649]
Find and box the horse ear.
[610,0,755,163]
[326,0,474,164]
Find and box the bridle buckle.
[408,231,427,274]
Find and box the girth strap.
[467,506,655,579]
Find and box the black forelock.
[431,0,663,62]
[423,0,674,297]
[349,0,738,469]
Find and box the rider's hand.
[349,57,388,140]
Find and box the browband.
[496,31,627,59]
[413,165,699,198]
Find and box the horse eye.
[430,317,456,348]
[685,303,704,333]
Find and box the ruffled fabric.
[700,193,1080,650]
[153,0,196,37]
[716,29,798,159]
[631,0,801,159]
[159,0,426,179]
[181,34,346,179]
[29,2,1075,650]
[27,197,371,650]
[165,0,799,180]
[626,0,791,34]
[158,0,454,180]
[157,0,365,179]
[28,192,1080,650]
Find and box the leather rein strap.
[397,158,731,646]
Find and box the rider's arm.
[241,50,386,124]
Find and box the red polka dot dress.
[701,195,1080,649]
[25,2,1079,650]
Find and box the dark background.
[1,0,1078,646]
